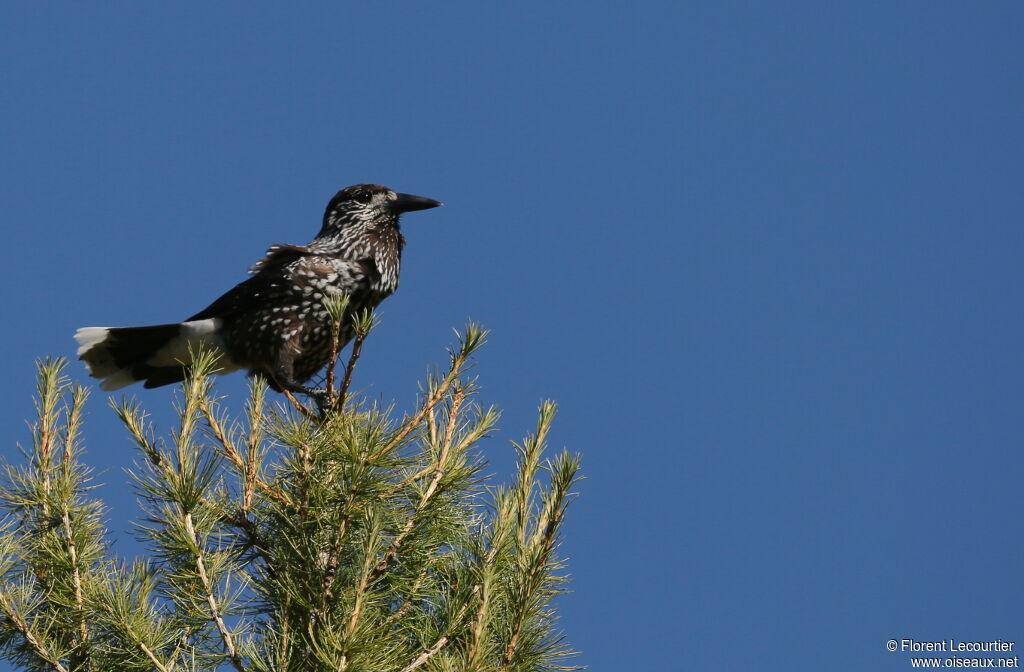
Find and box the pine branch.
[402,636,448,672]
[60,384,93,672]
[335,328,366,412]
[243,379,269,513]
[320,488,359,610]
[466,492,515,669]
[322,293,352,408]
[0,589,70,672]
[280,388,317,420]
[136,641,171,672]
[372,387,465,581]
[344,513,382,642]
[182,512,245,672]
[5,327,581,672]
[34,359,61,520]
[375,323,487,459]
[198,396,287,506]
[163,626,192,672]
[60,507,90,671]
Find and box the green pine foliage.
[0,324,580,672]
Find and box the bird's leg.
[269,359,331,413]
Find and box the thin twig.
[119,399,290,516]
[222,508,276,574]
[419,390,463,509]
[402,636,449,672]
[469,578,492,666]
[373,352,470,461]
[373,389,465,579]
[137,641,171,672]
[61,386,88,469]
[324,323,342,406]
[395,409,493,490]
[281,388,317,421]
[344,531,378,640]
[243,384,267,512]
[381,562,431,629]
[501,469,574,667]
[394,407,440,486]
[278,598,291,669]
[321,495,357,607]
[62,507,91,670]
[468,503,513,666]
[335,329,367,412]
[183,513,246,672]
[164,626,192,672]
[0,590,71,672]
[37,377,56,518]
[198,400,288,506]
[59,390,92,671]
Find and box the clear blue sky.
[2,3,1022,670]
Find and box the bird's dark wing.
[186,245,311,321]
[186,274,276,321]
[186,253,378,322]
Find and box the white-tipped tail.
[97,368,140,391]
[74,327,119,377]
[74,319,241,390]
[74,326,111,355]
[145,319,231,367]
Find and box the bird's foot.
[300,387,333,414]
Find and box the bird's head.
[318,184,441,241]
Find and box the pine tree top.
[0,325,581,672]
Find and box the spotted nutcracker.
[75,184,441,397]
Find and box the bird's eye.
[353,191,372,204]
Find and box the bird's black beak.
[391,193,442,213]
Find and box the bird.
[74,184,441,398]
